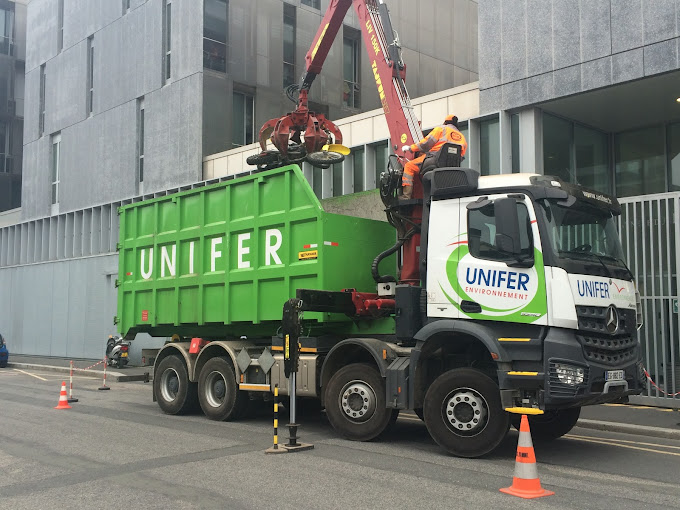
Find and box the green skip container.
[116,165,396,339]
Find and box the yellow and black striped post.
[266,384,288,454]
[273,385,279,450]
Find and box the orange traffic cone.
[54,381,72,410]
[500,414,554,499]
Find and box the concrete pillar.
[519,108,543,174]
[499,110,512,174]
[467,118,481,172]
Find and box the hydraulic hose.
[372,236,408,283]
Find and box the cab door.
[426,197,462,318]
[427,193,547,324]
[458,193,547,325]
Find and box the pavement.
[3,353,680,440]
[6,354,152,383]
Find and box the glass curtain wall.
[615,126,665,197]
[668,122,680,192]
[543,113,610,193]
[480,118,499,175]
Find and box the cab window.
[467,201,533,262]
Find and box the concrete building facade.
[19,0,478,220]
[0,0,479,360]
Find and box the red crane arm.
[300,0,423,154]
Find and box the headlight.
[555,363,585,385]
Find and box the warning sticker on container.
[141,310,149,322]
[298,250,318,260]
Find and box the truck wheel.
[154,355,197,415]
[423,368,509,458]
[325,363,392,441]
[510,407,581,440]
[198,357,248,421]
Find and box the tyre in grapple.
[154,355,198,415]
[306,151,345,168]
[246,151,280,167]
[198,357,248,421]
[324,363,393,441]
[510,407,581,441]
[423,368,509,458]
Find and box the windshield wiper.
[597,254,635,281]
[558,250,611,277]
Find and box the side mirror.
[494,197,522,256]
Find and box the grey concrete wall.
[0,255,118,359]
[22,0,203,219]
[479,0,680,113]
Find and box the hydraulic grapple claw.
[259,89,343,164]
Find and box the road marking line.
[568,434,680,451]
[564,435,680,456]
[13,369,48,381]
[602,403,678,412]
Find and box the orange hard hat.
[445,114,457,122]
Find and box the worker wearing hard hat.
[401,114,467,199]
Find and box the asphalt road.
[1,368,679,510]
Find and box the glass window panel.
[458,124,469,168]
[669,122,680,192]
[480,118,500,176]
[245,94,254,145]
[204,38,226,72]
[343,38,354,81]
[139,109,145,155]
[333,163,343,197]
[52,142,59,182]
[511,114,520,173]
[283,63,296,88]
[301,0,320,9]
[574,124,609,193]
[204,0,228,43]
[283,5,295,64]
[166,4,172,50]
[374,141,388,189]
[615,126,665,197]
[203,0,227,72]
[313,167,322,198]
[232,92,245,146]
[468,202,532,262]
[543,114,574,183]
[11,178,20,209]
[353,148,364,192]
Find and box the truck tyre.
[198,357,248,421]
[510,407,581,441]
[423,368,509,458]
[154,355,198,415]
[246,151,279,167]
[325,363,393,441]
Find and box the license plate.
[121,352,128,357]
[605,370,624,381]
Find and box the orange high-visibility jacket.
[410,125,468,157]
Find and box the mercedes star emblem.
[606,305,619,334]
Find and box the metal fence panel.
[619,193,680,407]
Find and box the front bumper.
[498,327,644,410]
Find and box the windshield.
[538,199,630,279]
